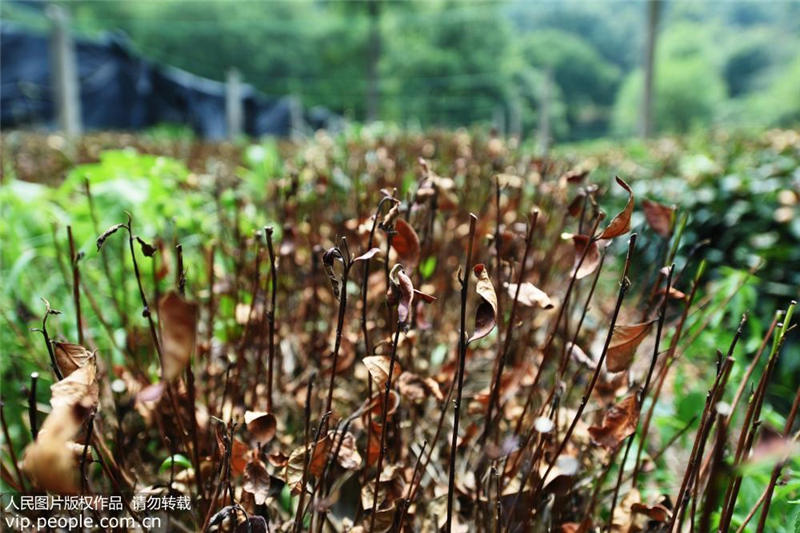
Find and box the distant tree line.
[3,0,799,140]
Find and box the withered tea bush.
[1,131,797,532]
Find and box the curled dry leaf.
[96,223,124,250]
[468,264,498,344]
[391,219,421,268]
[566,234,601,280]
[23,345,98,494]
[599,176,634,239]
[354,247,382,262]
[542,455,580,495]
[244,411,277,444]
[631,501,672,522]
[243,458,271,505]
[328,430,362,470]
[50,364,99,411]
[368,390,400,420]
[588,393,640,450]
[322,247,344,299]
[381,201,401,228]
[390,264,415,324]
[53,342,94,378]
[413,288,437,303]
[658,286,687,300]
[268,451,289,468]
[606,321,654,373]
[507,282,553,309]
[642,199,675,238]
[567,192,587,217]
[363,356,402,389]
[136,236,157,257]
[569,343,597,369]
[285,435,332,493]
[158,291,198,381]
[398,371,444,403]
[213,424,250,475]
[22,403,85,494]
[563,168,590,183]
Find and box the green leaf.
[159,454,193,474]
[279,483,294,513]
[420,256,437,279]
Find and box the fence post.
[289,95,303,141]
[48,5,81,136]
[226,68,243,139]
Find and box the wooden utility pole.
[641,0,662,138]
[537,69,552,156]
[509,96,522,140]
[493,105,506,137]
[48,5,82,136]
[226,68,243,139]
[366,0,381,122]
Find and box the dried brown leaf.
[390,265,415,324]
[243,458,271,505]
[244,411,277,444]
[606,321,654,373]
[568,234,601,280]
[599,177,633,239]
[53,342,94,378]
[507,282,553,309]
[631,501,672,522]
[588,393,640,450]
[468,264,497,344]
[391,219,420,268]
[158,291,198,381]
[642,199,675,238]
[329,431,362,470]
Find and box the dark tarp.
[1,24,340,138]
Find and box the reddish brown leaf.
[285,435,332,493]
[588,393,640,449]
[468,264,498,344]
[631,502,672,522]
[391,219,420,268]
[606,321,654,373]
[158,291,198,381]
[599,176,633,239]
[53,342,94,378]
[642,199,675,237]
[567,192,587,217]
[563,168,590,183]
[244,411,277,444]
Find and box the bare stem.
[445,213,477,533]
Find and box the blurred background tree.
[2,0,799,140]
